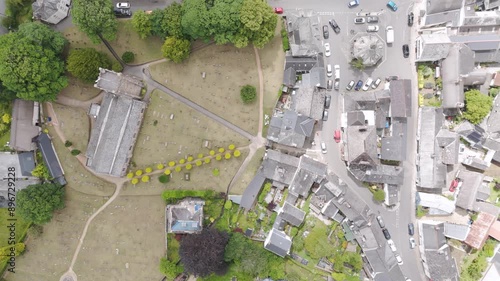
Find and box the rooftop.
[389,79,412,118]
[441,44,475,109]
[456,170,484,210]
[346,125,378,167]
[416,34,451,62]
[264,228,292,258]
[94,68,144,99]
[32,0,70,24]
[240,172,266,210]
[417,192,455,215]
[291,86,325,120]
[464,212,496,249]
[280,202,306,226]
[352,34,385,66]
[9,99,40,152]
[444,222,470,241]
[166,199,204,234]
[289,155,327,197]
[35,133,65,185]
[267,110,315,148]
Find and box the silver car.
[367,16,379,23]
[367,25,379,32]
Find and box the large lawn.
[51,103,90,154]
[230,147,266,195]
[149,44,261,135]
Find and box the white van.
[435,66,441,78]
[386,26,394,44]
[327,64,333,77]
[321,142,327,154]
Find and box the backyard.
[418,64,442,107]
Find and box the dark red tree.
[179,228,229,277]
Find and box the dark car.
[408,12,414,26]
[354,80,363,91]
[382,228,391,240]
[329,19,341,34]
[325,94,331,108]
[403,44,409,58]
[323,25,329,39]
[327,80,333,91]
[322,110,329,121]
[408,223,415,236]
[114,8,132,17]
[386,75,399,81]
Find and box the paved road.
[0,0,9,35]
[270,0,424,280]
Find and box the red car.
[449,179,459,192]
[274,7,283,14]
[334,130,341,143]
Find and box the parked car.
[325,94,332,108]
[346,80,355,91]
[116,2,131,9]
[354,80,363,91]
[329,19,341,34]
[354,17,366,24]
[376,215,385,228]
[388,239,397,252]
[367,25,379,32]
[387,0,398,11]
[449,178,462,192]
[408,223,415,236]
[322,110,329,121]
[324,43,331,57]
[114,8,132,17]
[403,44,410,58]
[334,81,339,91]
[408,12,414,26]
[327,80,333,91]
[386,75,399,81]
[321,141,327,154]
[348,0,360,8]
[362,78,373,91]
[274,7,283,14]
[395,254,403,265]
[323,25,329,39]
[382,228,391,240]
[367,16,379,23]
[334,65,340,80]
[409,237,416,249]
[327,64,333,77]
[372,78,382,89]
[334,130,341,143]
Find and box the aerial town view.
[2,0,500,281]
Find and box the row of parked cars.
[376,215,416,269]
[346,78,382,91]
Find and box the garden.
[417,64,442,107]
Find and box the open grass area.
[0,209,30,273]
[423,96,442,107]
[111,20,164,64]
[72,195,166,281]
[51,103,90,153]
[149,45,260,135]
[488,182,500,207]
[59,76,102,101]
[0,131,10,151]
[62,26,111,57]
[230,147,266,195]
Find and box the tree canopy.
[159,257,183,279]
[179,228,229,277]
[240,85,257,103]
[303,222,335,259]
[72,0,117,43]
[16,183,65,224]
[132,10,152,39]
[181,0,210,40]
[161,37,191,63]
[238,0,278,48]
[208,0,243,45]
[164,3,184,38]
[67,48,111,82]
[0,22,68,101]
[463,89,493,125]
[373,189,386,202]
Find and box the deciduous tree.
[164,3,184,38]
[132,10,152,39]
[67,48,111,82]
[373,189,386,202]
[161,37,191,63]
[208,0,243,45]
[179,228,229,277]
[16,183,64,224]
[72,0,117,43]
[237,0,277,48]
[463,89,493,125]
[159,257,183,279]
[181,0,210,40]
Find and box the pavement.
[269,0,425,280]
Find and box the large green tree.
[159,257,183,279]
[16,183,65,224]
[72,0,117,43]
[150,9,168,38]
[161,37,191,63]
[181,0,210,40]
[463,89,493,125]
[67,48,112,82]
[0,22,68,101]
[303,222,335,259]
[237,0,277,48]
[164,2,184,38]
[131,10,152,39]
[208,0,243,45]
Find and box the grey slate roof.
[291,86,325,120]
[35,133,66,186]
[18,152,36,177]
[346,125,378,167]
[347,111,366,126]
[441,44,475,108]
[487,97,500,135]
[462,11,500,27]
[456,170,484,210]
[240,172,266,210]
[425,10,462,27]
[421,222,460,281]
[9,99,40,152]
[286,10,322,57]
[389,79,412,118]
[321,201,339,219]
[32,0,70,24]
[463,70,489,86]
[477,183,491,201]
[280,202,306,226]
[381,137,403,161]
[416,34,452,62]
[436,129,459,164]
[264,228,292,257]
[261,150,300,186]
[450,34,500,62]
[289,155,327,197]
[444,222,471,241]
[343,91,378,112]
[283,67,296,87]
[267,110,315,148]
[426,0,463,15]
[0,153,39,207]
[85,92,147,177]
[166,199,204,234]
[284,54,325,73]
[473,201,500,217]
[94,68,144,98]
[352,34,384,66]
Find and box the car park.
[409,237,416,249]
[334,81,339,91]
[388,240,397,252]
[274,7,283,14]
[321,141,327,154]
[354,17,366,24]
[403,44,410,58]
[408,12,414,26]
[334,130,341,143]
[367,25,379,32]
[408,223,415,236]
[354,80,363,91]
[346,80,355,91]
[327,80,333,91]
[116,2,131,9]
[324,43,331,57]
[367,16,379,23]
[376,216,385,228]
[114,8,131,17]
[395,254,403,265]
[387,0,398,11]
[323,25,329,39]
[322,110,329,121]
[325,95,331,108]
[382,228,391,240]
[348,0,359,8]
[372,78,382,89]
[334,65,340,80]
[327,64,333,77]
[329,19,341,34]
[362,78,373,91]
